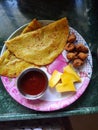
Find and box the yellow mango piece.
[63,64,81,82]
[49,70,62,87]
[56,82,76,92]
[61,72,80,83]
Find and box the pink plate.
[0,20,92,111]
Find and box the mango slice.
[61,72,81,83]
[56,82,76,92]
[49,70,62,87]
[49,64,81,92]
[63,64,81,82]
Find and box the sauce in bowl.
[17,68,48,100]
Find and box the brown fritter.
[73,59,84,68]
[66,52,77,60]
[65,43,75,51]
[75,43,88,53]
[78,52,88,60]
[67,33,76,43]
[65,31,89,68]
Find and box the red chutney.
[19,70,47,95]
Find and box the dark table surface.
[0,0,98,121]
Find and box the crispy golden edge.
[21,18,42,34]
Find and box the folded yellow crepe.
[6,17,69,65]
[0,19,41,78]
[0,50,38,78]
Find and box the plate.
[0,20,92,111]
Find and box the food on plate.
[49,64,81,92]
[6,17,69,65]
[66,52,77,60]
[21,18,42,34]
[65,32,89,68]
[67,33,76,43]
[49,70,62,88]
[56,82,76,92]
[65,42,75,52]
[17,68,48,98]
[0,18,42,78]
[73,59,84,68]
[75,43,89,53]
[0,50,38,77]
[63,64,81,82]
[78,52,88,60]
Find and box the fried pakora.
[73,59,84,68]
[65,32,89,68]
[78,52,88,60]
[75,43,88,53]
[65,43,75,51]
[67,33,76,43]
[66,52,77,60]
